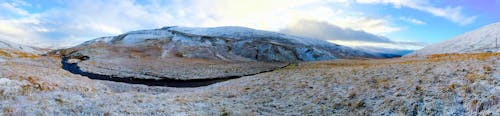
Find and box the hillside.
[52,26,381,80]
[0,40,41,53]
[407,22,500,56]
[0,40,42,61]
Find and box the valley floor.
[0,53,499,115]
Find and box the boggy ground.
[0,52,499,115]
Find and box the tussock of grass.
[427,52,500,61]
[0,50,12,58]
[0,49,39,59]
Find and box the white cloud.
[327,17,401,35]
[281,19,393,43]
[400,17,426,25]
[1,0,175,48]
[9,0,30,6]
[0,2,29,16]
[282,19,422,55]
[328,40,425,50]
[175,0,400,35]
[0,14,51,47]
[355,0,476,25]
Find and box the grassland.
[0,51,499,115]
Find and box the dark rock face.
[231,40,334,62]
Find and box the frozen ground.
[1,50,499,115]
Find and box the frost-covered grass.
[0,52,499,115]
[198,52,500,115]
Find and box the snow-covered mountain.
[0,39,40,54]
[62,26,382,62]
[407,22,500,56]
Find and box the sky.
[0,0,499,49]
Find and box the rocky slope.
[407,22,500,56]
[53,26,380,80]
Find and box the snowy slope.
[0,39,40,54]
[67,26,381,62]
[166,26,333,46]
[0,39,41,61]
[407,22,500,56]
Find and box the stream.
[61,58,288,87]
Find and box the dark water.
[61,58,287,87]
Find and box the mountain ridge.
[66,26,384,62]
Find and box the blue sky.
[0,0,499,48]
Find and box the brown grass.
[427,52,500,62]
[0,49,12,58]
[14,76,58,94]
[13,51,40,59]
[0,49,40,59]
[396,52,500,65]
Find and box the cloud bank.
[281,20,393,43]
[281,20,426,55]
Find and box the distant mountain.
[407,22,500,56]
